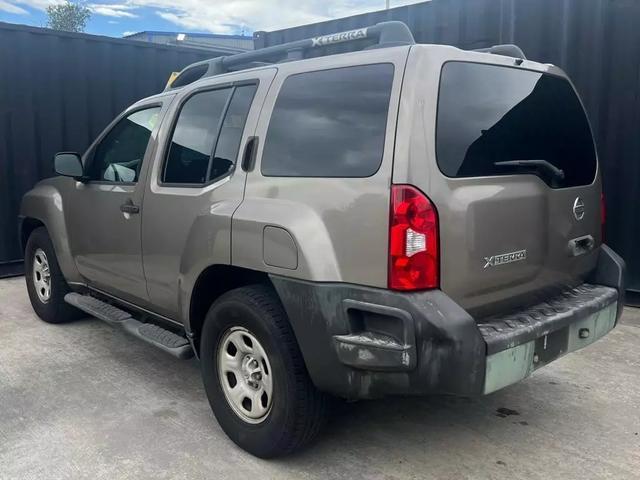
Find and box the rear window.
[261,63,394,177]
[436,62,597,188]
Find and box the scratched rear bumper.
[483,300,617,394]
[270,245,625,400]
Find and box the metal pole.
[386,0,390,9]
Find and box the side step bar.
[64,293,194,359]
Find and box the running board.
[64,293,194,359]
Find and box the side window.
[162,84,256,185]
[90,107,161,183]
[163,88,231,184]
[261,64,394,177]
[210,85,257,180]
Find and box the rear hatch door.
[429,60,601,317]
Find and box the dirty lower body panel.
[478,284,618,355]
[271,276,487,399]
[271,245,624,400]
[482,294,617,394]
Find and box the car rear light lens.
[601,192,606,241]
[389,185,439,290]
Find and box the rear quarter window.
[261,63,394,177]
[436,62,597,188]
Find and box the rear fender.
[231,198,342,282]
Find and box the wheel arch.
[188,264,275,355]
[20,183,82,284]
[20,217,46,252]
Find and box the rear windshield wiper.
[494,159,565,183]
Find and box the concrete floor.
[0,277,638,480]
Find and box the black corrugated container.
[0,22,216,276]
[255,0,640,294]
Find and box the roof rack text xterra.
[167,21,527,90]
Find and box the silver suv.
[20,22,625,457]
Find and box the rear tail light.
[389,185,439,290]
[601,192,606,241]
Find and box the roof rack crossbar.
[474,44,527,60]
[167,21,415,90]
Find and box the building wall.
[255,0,640,293]
[127,32,254,51]
[0,22,216,274]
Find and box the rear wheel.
[24,227,82,324]
[200,285,328,458]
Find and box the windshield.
[436,61,597,188]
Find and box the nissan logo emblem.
[573,197,585,221]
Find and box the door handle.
[241,136,259,172]
[120,202,140,214]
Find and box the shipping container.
[124,31,254,52]
[255,0,640,296]
[0,22,217,276]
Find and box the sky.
[0,0,424,38]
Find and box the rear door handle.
[241,136,259,172]
[120,202,140,214]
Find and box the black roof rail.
[474,44,527,60]
[166,21,415,90]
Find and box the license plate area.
[484,302,617,395]
[533,327,569,368]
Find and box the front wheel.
[24,227,82,324]
[200,285,328,458]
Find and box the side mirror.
[54,152,84,179]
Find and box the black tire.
[24,227,82,324]
[200,284,328,458]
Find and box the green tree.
[46,1,92,33]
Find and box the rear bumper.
[481,288,617,394]
[271,244,625,400]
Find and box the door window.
[89,107,161,183]
[209,84,257,180]
[162,84,257,185]
[163,88,231,185]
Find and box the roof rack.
[474,44,527,60]
[166,21,415,90]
